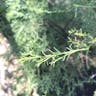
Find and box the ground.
[0,33,19,96]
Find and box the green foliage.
[3,0,96,96]
[6,0,48,54]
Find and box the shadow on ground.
[0,1,19,55]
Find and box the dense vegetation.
[0,0,96,96]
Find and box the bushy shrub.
[3,0,96,96]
